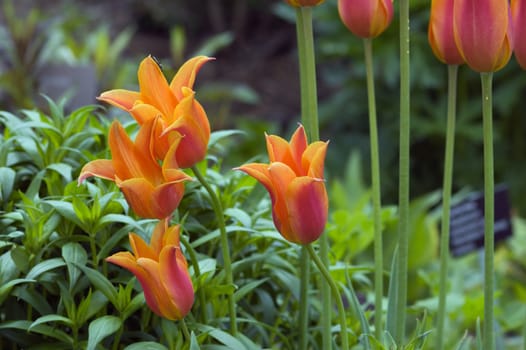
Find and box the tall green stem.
[306,244,349,350]
[481,72,495,350]
[296,6,331,349]
[298,247,310,350]
[435,64,459,350]
[191,165,237,335]
[363,38,384,339]
[394,0,410,344]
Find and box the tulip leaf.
[0,166,15,202]
[62,242,88,288]
[195,324,245,349]
[86,315,121,350]
[29,314,74,331]
[0,278,35,305]
[26,257,65,280]
[123,342,168,350]
[76,264,118,306]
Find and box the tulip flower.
[98,55,213,168]
[428,0,464,65]
[338,0,394,39]
[285,0,325,6]
[453,0,513,72]
[78,118,191,219]
[107,219,194,320]
[236,125,328,245]
[512,0,526,69]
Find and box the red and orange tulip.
[453,0,513,72]
[107,219,194,320]
[285,0,325,7]
[338,0,393,39]
[98,55,213,168]
[78,118,191,219]
[512,0,526,69]
[428,0,464,65]
[237,125,328,245]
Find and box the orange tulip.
[236,125,328,245]
[98,55,213,168]
[78,118,191,219]
[338,0,393,39]
[285,0,325,6]
[512,0,526,69]
[428,0,464,65]
[453,0,513,72]
[107,219,194,320]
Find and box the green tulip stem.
[307,244,349,350]
[363,37,384,339]
[394,0,411,344]
[191,165,237,335]
[180,234,208,324]
[435,64,459,350]
[298,246,310,350]
[296,6,331,349]
[180,318,191,343]
[481,72,495,350]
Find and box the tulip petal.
[512,0,526,69]
[302,141,328,179]
[109,121,162,183]
[159,246,194,319]
[138,56,177,118]
[106,252,163,317]
[428,0,464,64]
[129,233,157,261]
[163,224,182,249]
[235,163,274,199]
[286,177,328,244]
[268,162,297,241]
[454,0,511,72]
[136,257,181,320]
[118,178,161,219]
[129,102,163,125]
[97,89,141,111]
[170,56,214,100]
[163,89,211,168]
[289,125,308,169]
[78,159,115,184]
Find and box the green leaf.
[0,320,73,344]
[47,163,72,182]
[29,314,74,331]
[123,342,168,350]
[62,242,87,287]
[0,278,35,305]
[234,278,268,303]
[224,208,252,228]
[0,167,16,202]
[76,264,118,306]
[86,316,122,350]
[190,332,201,350]
[26,257,65,280]
[195,324,245,349]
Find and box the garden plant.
[1,0,526,349]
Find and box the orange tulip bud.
[338,0,393,39]
[512,0,526,69]
[453,0,513,72]
[107,219,194,320]
[428,0,464,65]
[237,125,328,245]
[78,119,191,219]
[98,56,213,168]
[285,0,325,7]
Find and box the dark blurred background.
[2,0,526,213]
